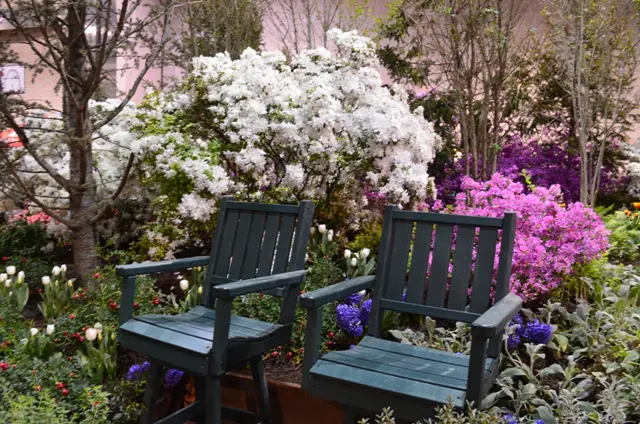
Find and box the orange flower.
[624,210,631,216]
[634,202,640,210]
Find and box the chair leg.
[194,376,206,424]
[141,362,163,424]
[343,407,358,424]
[250,357,271,423]
[203,375,222,424]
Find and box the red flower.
[152,298,160,305]
[73,294,79,299]
[300,348,304,353]
[0,362,8,371]
[72,332,80,339]
[22,257,27,263]
[328,331,335,338]
[1,256,9,262]
[109,302,118,311]
[63,331,68,337]
[133,302,140,309]
[93,273,101,279]
[78,336,85,342]
[34,385,41,391]
[62,388,70,396]
[69,314,76,319]
[286,352,293,360]
[56,381,65,390]
[271,351,279,358]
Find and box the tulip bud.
[42,276,51,285]
[52,266,61,276]
[46,324,55,335]
[6,266,16,276]
[198,286,203,295]
[4,280,10,288]
[67,280,74,288]
[30,328,38,336]
[310,227,316,235]
[328,229,334,237]
[327,234,333,242]
[350,258,357,267]
[361,248,370,259]
[180,279,189,291]
[0,273,6,283]
[305,253,309,262]
[344,249,352,259]
[60,264,67,273]
[318,225,327,234]
[17,271,24,284]
[111,333,116,341]
[358,290,366,297]
[94,323,103,335]
[85,328,98,342]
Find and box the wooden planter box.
[220,372,344,424]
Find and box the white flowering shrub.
[133,29,439,257]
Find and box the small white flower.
[67,280,74,288]
[327,234,333,242]
[361,248,371,259]
[42,276,51,285]
[344,249,352,259]
[328,229,334,237]
[179,279,189,291]
[350,258,358,267]
[4,280,10,288]
[52,266,61,276]
[46,324,55,335]
[0,273,6,283]
[29,328,38,336]
[358,290,366,297]
[60,264,67,273]
[17,271,25,284]
[6,266,16,276]
[85,328,98,341]
[94,323,103,335]
[305,253,309,262]
[318,224,327,234]
[310,227,316,235]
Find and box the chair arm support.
[471,293,522,339]
[212,270,306,300]
[299,275,376,309]
[116,256,210,277]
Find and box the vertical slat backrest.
[370,209,516,334]
[203,198,315,309]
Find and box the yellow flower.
[633,202,640,210]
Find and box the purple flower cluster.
[503,414,545,424]
[451,174,609,300]
[126,361,150,380]
[335,293,372,337]
[163,368,184,388]
[507,315,553,349]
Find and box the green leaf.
[537,405,558,424]
[554,334,569,352]
[499,367,527,378]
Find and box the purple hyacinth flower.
[141,361,151,372]
[523,319,553,345]
[503,414,518,424]
[344,292,363,306]
[507,334,521,350]
[164,369,184,388]
[126,364,144,381]
[359,299,372,326]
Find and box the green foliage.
[348,220,382,259]
[598,207,640,263]
[389,318,471,355]
[2,256,53,289]
[358,403,505,423]
[553,256,619,302]
[38,267,74,320]
[0,221,50,258]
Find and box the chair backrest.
[202,197,315,310]
[368,206,516,337]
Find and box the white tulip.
[4,280,10,288]
[328,229,334,237]
[361,248,370,259]
[327,234,333,242]
[179,279,189,291]
[52,266,61,276]
[42,276,51,285]
[46,324,55,335]
[67,280,74,288]
[85,328,98,342]
[17,271,25,284]
[29,328,38,336]
[60,264,67,273]
[94,323,103,335]
[6,266,16,276]
[344,249,352,259]
[350,258,358,267]
[0,273,6,283]
[310,226,316,235]
[318,224,327,234]
[305,253,309,262]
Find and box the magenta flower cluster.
[449,174,609,300]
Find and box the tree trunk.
[71,219,97,279]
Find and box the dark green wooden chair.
[116,197,314,424]
[300,206,521,423]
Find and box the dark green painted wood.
[343,408,357,424]
[272,213,296,274]
[119,275,137,326]
[133,314,271,341]
[155,401,201,424]
[469,227,498,313]
[211,298,233,375]
[120,320,213,354]
[212,270,305,299]
[384,220,413,300]
[226,202,300,214]
[241,212,267,279]
[393,210,504,228]
[301,305,323,389]
[250,356,271,422]
[471,293,522,338]
[299,276,375,308]
[116,255,210,277]
[214,209,239,277]
[204,376,222,424]
[465,333,488,409]
[379,299,479,323]
[447,225,477,311]
[227,211,253,279]
[141,362,164,424]
[494,212,517,302]
[289,201,315,270]
[368,205,396,338]
[359,336,473,367]
[426,224,454,307]
[186,306,280,332]
[406,222,433,304]
[204,196,233,308]
[310,360,466,407]
[256,213,281,277]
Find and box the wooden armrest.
[116,256,209,277]
[299,276,376,308]
[212,270,306,300]
[471,293,522,338]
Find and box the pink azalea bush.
[449,174,609,300]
